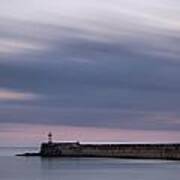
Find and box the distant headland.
[17,133,180,160]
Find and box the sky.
[0,0,180,146]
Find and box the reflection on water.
[0,147,180,180]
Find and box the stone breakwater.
[38,142,180,160]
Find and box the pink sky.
[0,123,180,146]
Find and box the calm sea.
[0,147,180,180]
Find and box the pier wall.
[40,142,180,160]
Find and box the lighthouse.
[48,132,52,144]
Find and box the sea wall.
[40,142,180,160]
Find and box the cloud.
[0,106,180,132]
[0,88,38,101]
[0,0,180,138]
[0,38,47,57]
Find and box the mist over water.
[0,147,180,180]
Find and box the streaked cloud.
[0,38,47,57]
[0,0,180,144]
[0,89,38,101]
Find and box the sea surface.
[0,147,180,180]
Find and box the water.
[0,147,180,180]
